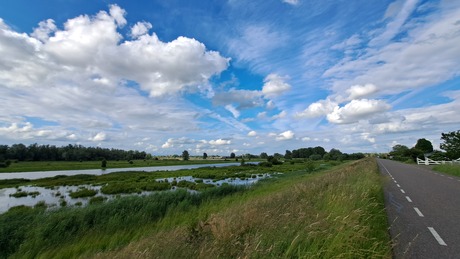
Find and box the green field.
[0,158,391,258]
[432,164,460,177]
[0,158,240,173]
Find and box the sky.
[0,0,459,156]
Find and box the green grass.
[9,191,40,198]
[69,188,98,198]
[0,159,239,173]
[0,158,391,258]
[432,164,460,177]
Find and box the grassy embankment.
[0,158,239,173]
[432,164,460,177]
[0,158,391,258]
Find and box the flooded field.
[0,173,271,213]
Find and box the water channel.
[0,162,252,180]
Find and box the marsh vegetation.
[0,158,391,258]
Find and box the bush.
[258,162,272,167]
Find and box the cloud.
[282,0,299,6]
[130,21,152,38]
[327,99,391,124]
[331,34,361,50]
[31,19,57,42]
[296,99,337,118]
[266,100,276,109]
[346,84,378,100]
[1,5,229,97]
[276,130,295,141]
[369,0,419,46]
[89,132,107,141]
[262,73,291,98]
[271,110,287,120]
[212,89,264,109]
[209,139,231,145]
[227,24,288,71]
[225,104,240,118]
[247,130,257,137]
[109,4,127,26]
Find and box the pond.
[0,162,256,180]
[0,173,271,214]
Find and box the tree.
[230,152,236,159]
[390,144,410,158]
[284,150,292,160]
[260,152,268,159]
[414,138,433,154]
[328,148,343,160]
[101,159,107,168]
[273,153,283,160]
[203,152,208,159]
[182,150,190,161]
[440,130,460,159]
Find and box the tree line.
[389,130,460,162]
[0,143,148,163]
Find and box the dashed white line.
[414,207,424,217]
[394,180,397,184]
[401,189,406,194]
[406,196,412,202]
[397,184,401,187]
[448,177,454,180]
[428,227,447,246]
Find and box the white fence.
[417,157,460,165]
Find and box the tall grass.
[94,158,391,258]
[0,186,246,258]
[432,164,460,177]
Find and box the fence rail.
[417,157,460,165]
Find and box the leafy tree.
[390,144,410,157]
[203,153,208,159]
[230,152,236,159]
[182,150,190,161]
[273,153,284,159]
[284,150,292,160]
[309,154,322,161]
[312,146,326,157]
[440,130,460,159]
[260,152,268,159]
[101,159,107,168]
[409,148,424,162]
[414,138,433,153]
[328,148,343,160]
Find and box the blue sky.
[1,0,459,156]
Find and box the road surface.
[377,159,460,258]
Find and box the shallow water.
[0,162,255,180]
[0,173,270,214]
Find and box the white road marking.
[394,180,397,183]
[406,196,412,202]
[448,177,453,180]
[414,207,424,217]
[428,227,447,246]
[397,184,401,187]
[440,174,445,177]
[401,189,406,194]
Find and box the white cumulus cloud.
[276,130,295,141]
[327,99,391,124]
[262,73,291,98]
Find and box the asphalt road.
[377,159,460,258]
